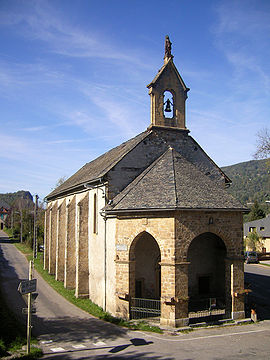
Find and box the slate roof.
[104,147,246,213]
[46,131,149,200]
[243,214,270,238]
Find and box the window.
[93,193,98,234]
[260,227,265,231]
[249,227,256,232]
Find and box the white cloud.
[0,1,146,67]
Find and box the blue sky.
[0,0,269,200]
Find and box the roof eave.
[45,177,106,202]
[104,206,248,215]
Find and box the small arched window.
[93,193,98,234]
[163,90,174,118]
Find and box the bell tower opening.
[163,90,174,119]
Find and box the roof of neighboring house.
[105,147,245,213]
[0,200,10,210]
[244,214,270,237]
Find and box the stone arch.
[181,226,234,261]
[187,232,227,311]
[129,231,161,299]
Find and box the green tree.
[248,200,265,221]
[245,231,262,251]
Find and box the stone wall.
[44,205,50,270]
[65,196,76,289]
[56,199,66,282]
[76,193,89,297]
[113,210,244,326]
[114,214,175,320]
[49,203,57,275]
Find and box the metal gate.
[130,297,161,319]
[188,297,225,319]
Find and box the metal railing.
[130,297,161,319]
[188,297,225,319]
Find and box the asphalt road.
[245,263,270,320]
[1,231,270,359]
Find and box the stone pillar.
[160,262,189,327]
[44,206,50,270]
[49,203,57,275]
[65,197,76,289]
[115,260,131,319]
[175,262,189,326]
[56,200,66,282]
[76,194,89,298]
[225,257,245,320]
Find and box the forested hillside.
[222,159,270,206]
[0,190,33,206]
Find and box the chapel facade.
[44,37,246,327]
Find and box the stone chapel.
[45,37,246,327]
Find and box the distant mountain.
[0,191,33,207]
[222,159,270,206]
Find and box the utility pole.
[20,207,23,243]
[33,195,39,259]
[27,261,33,354]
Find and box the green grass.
[15,243,162,334]
[3,226,13,238]
[15,242,33,255]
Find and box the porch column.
[160,262,189,327]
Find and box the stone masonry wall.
[49,203,57,275]
[56,199,66,282]
[44,205,51,270]
[175,210,245,321]
[65,196,76,289]
[113,210,244,325]
[114,214,175,320]
[76,193,89,297]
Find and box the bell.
[164,99,172,112]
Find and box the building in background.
[0,200,10,230]
[244,214,270,252]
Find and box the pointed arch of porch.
[129,231,161,300]
[180,226,235,262]
[187,231,227,311]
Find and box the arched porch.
[129,231,161,319]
